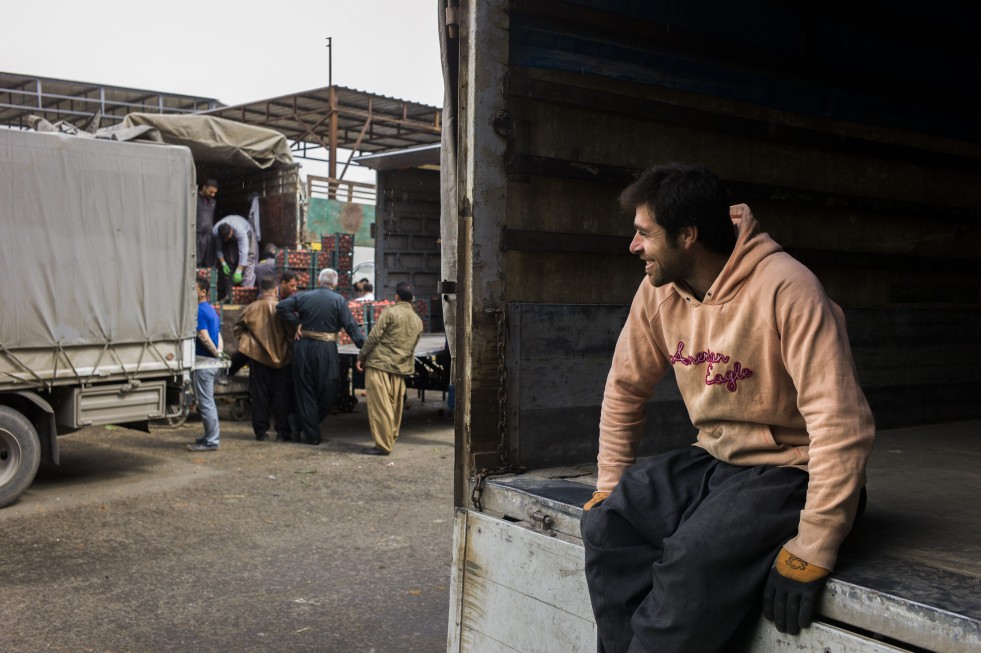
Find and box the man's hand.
[355,360,364,372]
[294,325,303,341]
[583,491,610,511]
[220,261,231,276]
[232,270,243,284]
[762,547,830,635]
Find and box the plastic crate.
[230,287,257,305]
[317,250,335,270]
[275,249,313,268]
[336,233,354,253]
[294,271,312,288]
[196,267,219,303]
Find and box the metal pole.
[326,36,332,89]
[326,35,335,198]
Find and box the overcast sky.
[1,0,445,108]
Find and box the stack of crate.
[339,299,367,345]
[230,286,258,304]
[196,268,219,303]
[414,298,432,332]
[275,249,314,291]
[336,298,437,345]
[320,233,355,297]
[368,300,395,334]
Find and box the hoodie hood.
[699,204,783,304]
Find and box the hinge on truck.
[527,509,555,536]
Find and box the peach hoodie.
[598,204,875,570]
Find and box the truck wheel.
[0,406,42,509]
[230,398,251,422]
[161,404,190,428]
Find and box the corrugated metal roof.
[201,85,441,155]
[0,73,441,158]
[0,71,220,129]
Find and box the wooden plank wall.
[456,1,981,481]
[507,303,694,469]
[489,2,981,465]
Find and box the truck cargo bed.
[452,421,981,652]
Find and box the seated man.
[581,163,875,652]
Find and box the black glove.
[761,565,827,635]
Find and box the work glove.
[583,491,610,511]
[762,547,830,635]
[221,261,231,276]
[232,270,243,284]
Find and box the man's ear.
[679,225,698,249]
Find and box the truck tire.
[161,403,190,428]
[230,398,251,422]
[0,406,42,508]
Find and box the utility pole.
[326,36,337,198]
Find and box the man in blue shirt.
[188,277,223,452]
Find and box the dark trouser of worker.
[196,230,215,268]
[365,366,406,454]
[249,360,292,441]
[580,446,808,653]
[291,338,340,445]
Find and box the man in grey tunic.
[214,214,258,301]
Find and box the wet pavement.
[0,395,455,653]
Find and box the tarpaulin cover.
[0,129,196,352]
[114,113,295,170]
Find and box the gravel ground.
[0,395,456,653]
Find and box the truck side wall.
[453,0,981,477]
[0,130,196,390]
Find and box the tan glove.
[583,491,610,511]
[762,547,831,634]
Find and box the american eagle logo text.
[669,341,753,392]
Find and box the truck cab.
[440,2,981,651]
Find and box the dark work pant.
[249,360,292,439]
[580,447,809,653]
[291,339,340,444]
[197,230,215,268]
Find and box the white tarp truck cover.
[0,128,196,388]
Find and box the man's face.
[196,285,208,302]
[223,228,235,242]
[280,277,298,298]
[629,205,688,288]
[200,184,217,199]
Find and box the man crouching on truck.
[580,163,874,652]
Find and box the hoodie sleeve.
[774,268,875,570]
[596,282,670,492]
